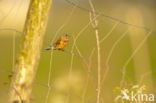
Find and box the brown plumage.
[45,34,69,51]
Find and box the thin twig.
[65,0,156,35]
[45,21,67,103]
[36,81,96,103]
[100,22,119,43]
[45,51,53,103]
[74,41,97,88]
[12,32,15,72]
[120,31,152,88]
[11,0,24,72]
[101,28,130,85]
[82,47,96,103]
[45,5,76,103]
[88,0,101,103]
[69,15,100,88]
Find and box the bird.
[45,34,69,51]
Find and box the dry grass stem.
[120,31,152,88]
[88,0,101,103]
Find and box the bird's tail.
[44,46,53,50]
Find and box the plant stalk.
[9,0,53,103]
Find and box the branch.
[88,0,101,103]
[9,0,53,103]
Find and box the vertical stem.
[12,32,15,72]
[9,0,53,103]
[88,0,101,103]
[95,23,101,103]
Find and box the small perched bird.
[45,34,69,51]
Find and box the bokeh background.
[0,0,156,103]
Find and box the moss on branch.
[9,0,53,103]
